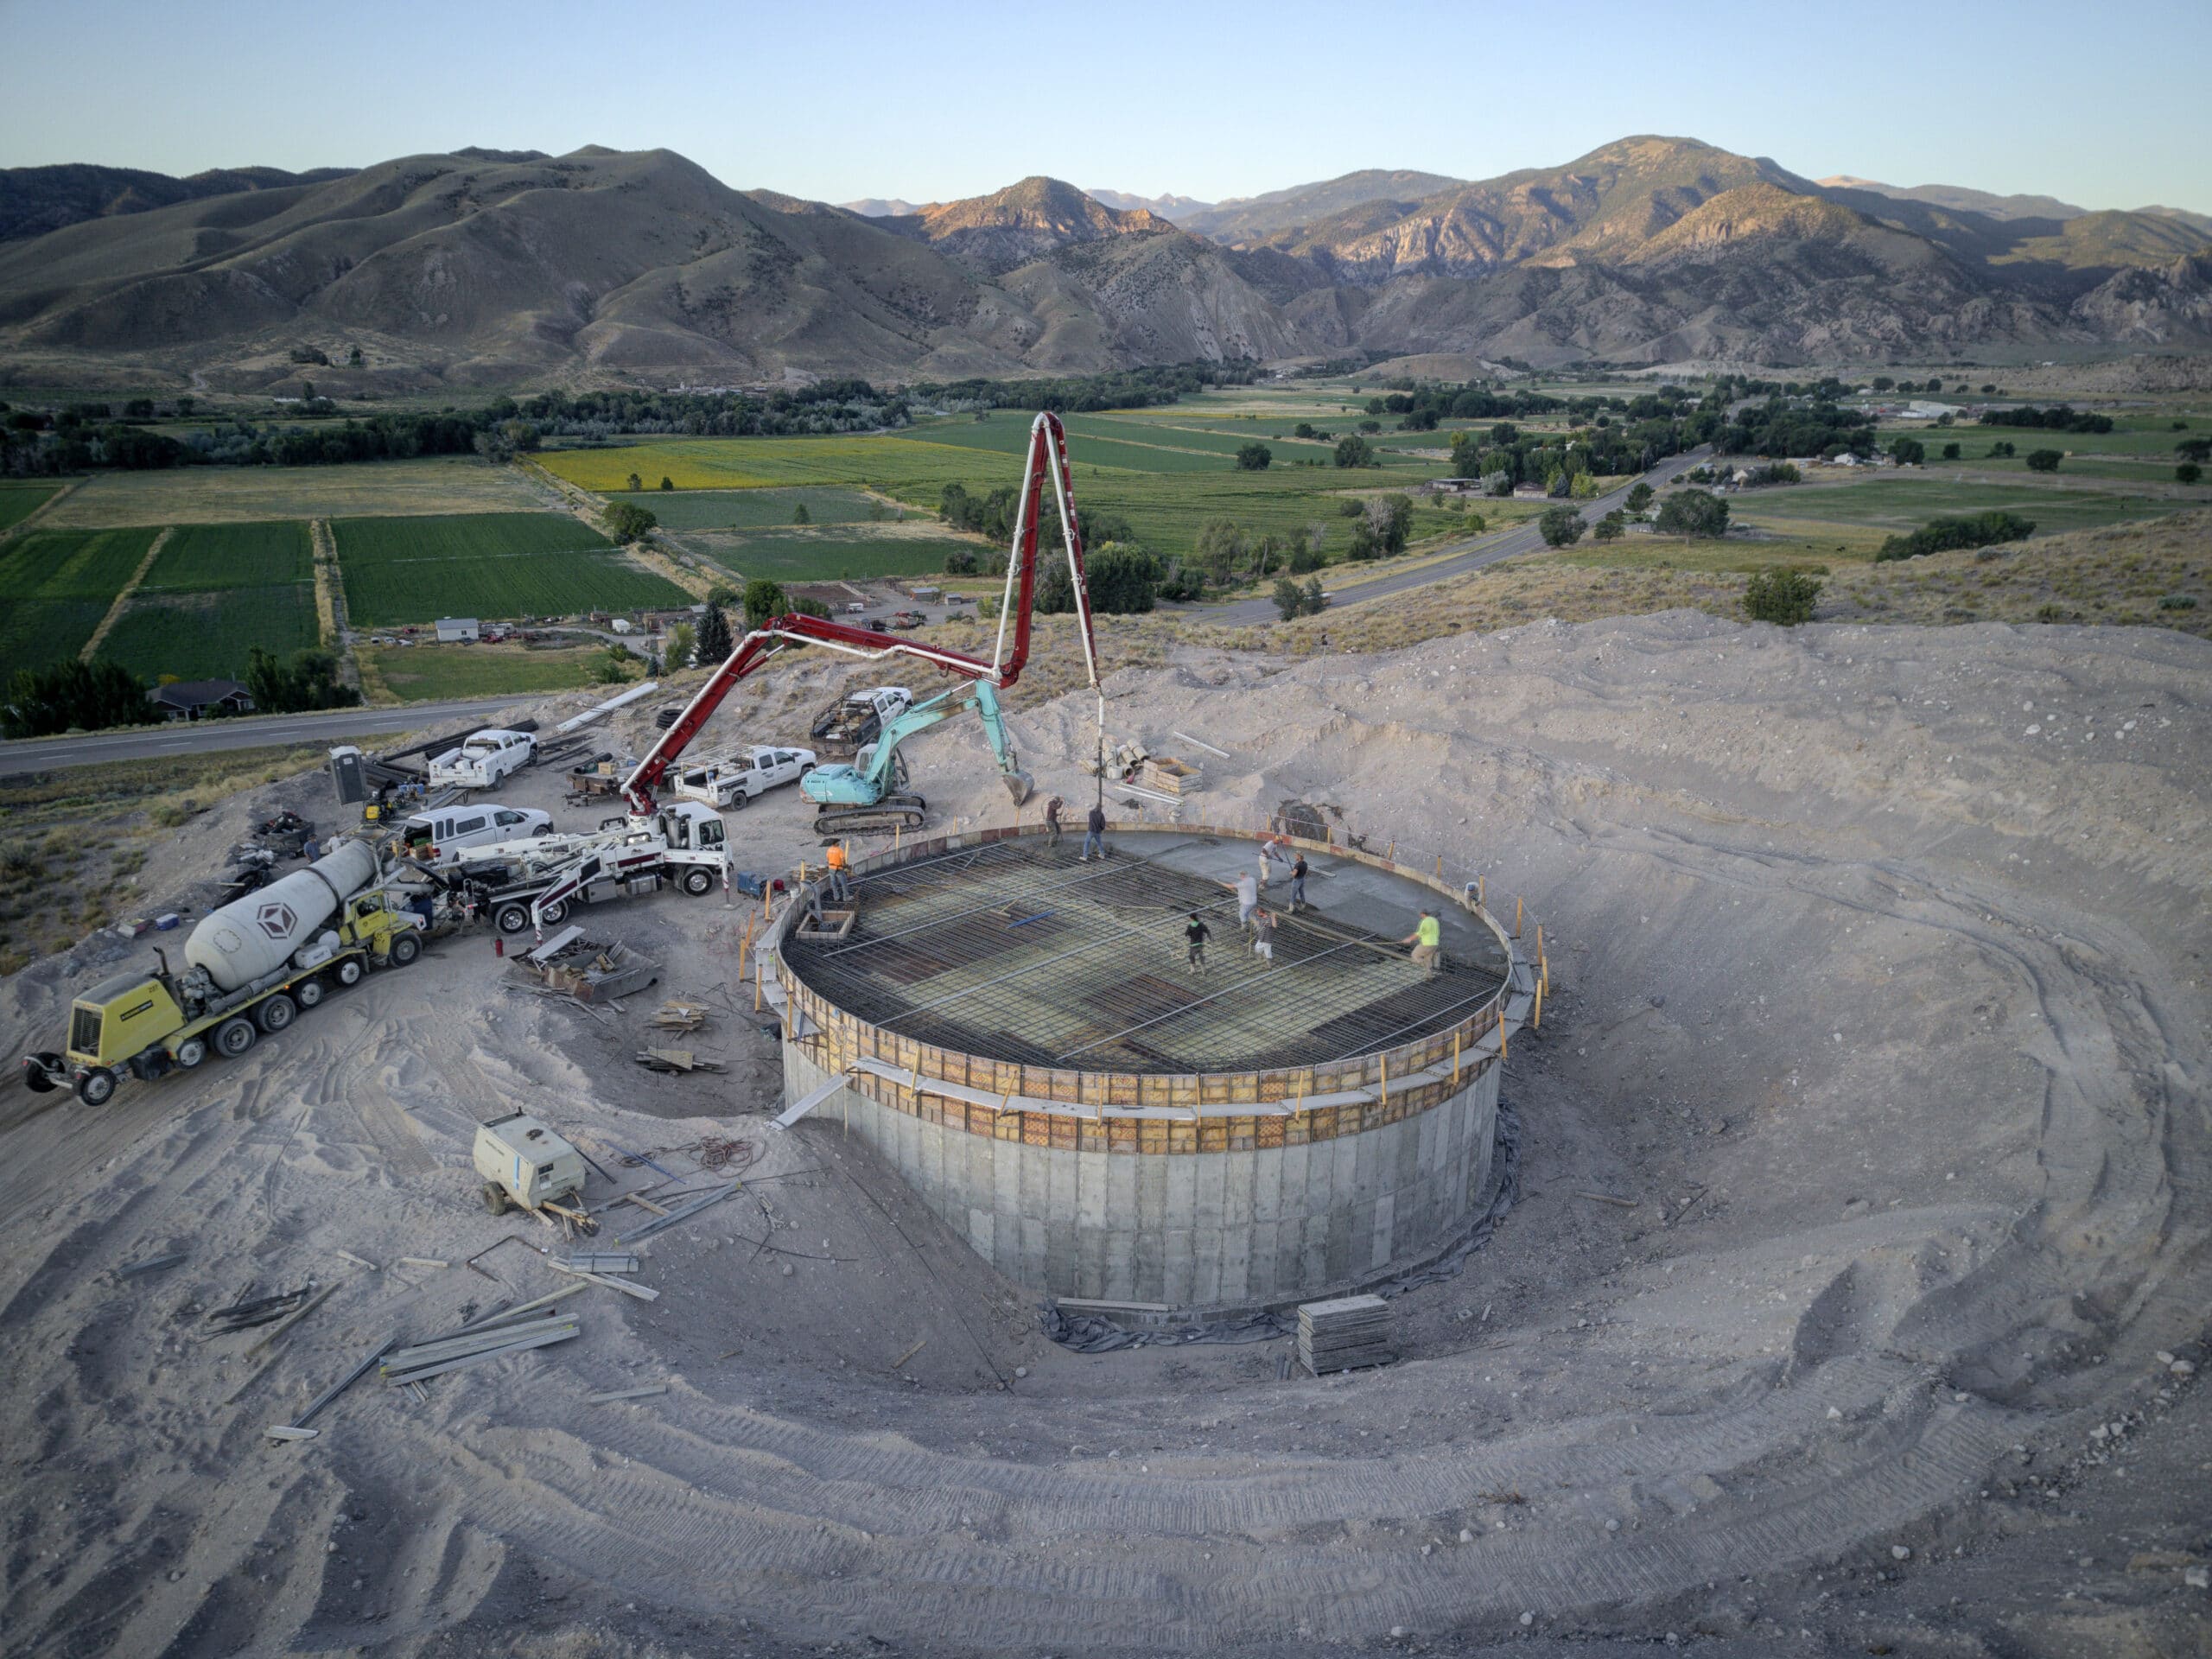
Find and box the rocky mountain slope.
[0,137,2205,389]
[0,160,362,244]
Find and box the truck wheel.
[256,993,297,1034]
[681,867,715,896]
[799,762,815,778]
[294,976,326,1010]
[74,1067,117,1106]
[496,904,531,934]
[727,790,747,810]
[480,1181,510,1216]
[174,1036,207,1069]
[21,1053,59,1093]
[388,932,423,967]
[334,957,365,988]
[537,900,568,927]
[214,1017,257,1058]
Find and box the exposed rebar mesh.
[784,836,1507,1075]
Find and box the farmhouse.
[435,617,480,643]
[148,679,254,721]
[1511,481,1548,500]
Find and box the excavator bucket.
[1002,768,1033,808]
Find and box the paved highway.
[0,694,532,778]
[1201,446,1714,625]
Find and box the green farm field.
[0,525,160,678]
[101,586,320,683]
[42,456,549,528]
[688,527,976,582]
[334,512,687,626]
[361,641,627,702]
[622,486,889,530]
[0,483,60,534]
[136,520,311,591]
[541,435,1433,568]
[1729,476,2178,539]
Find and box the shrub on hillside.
[1743,569,1823,626]
[1875,510,2035,562]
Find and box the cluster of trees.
[913,360,1258,415]
[1875,510,2035,563]
[1038,546,1161,614]
[1235,442,1270,471]
[937,484,1132,556]
[2025,449,2064,473]
[1867,376,1948,395]
[1345,495,1414,559]
[244,647,359,714]
[605,502,658,542]
[1272,576,1329,620]
[1655,489,1730,538]
[2,658,150,738]
[1363,385,1566,430]
[1978,404,2114,435]
[1713,396,1876,461]
[1537,505,1586,547]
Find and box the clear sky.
[3,0,2206,214]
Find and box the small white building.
[435,617,480,643]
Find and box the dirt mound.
[0,611,2204,1655]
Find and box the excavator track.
[814,796,928,836]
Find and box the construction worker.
[824,840,852,904]
[1401,908,1444,976]
[1251,906,1276,963]
[1082,800,1107,861]
[1258,834,1291,889]
[1185,910,1211,974]
[1290,852,1309,912]
[1044,794,1065,847]
[1233,869,1259,935]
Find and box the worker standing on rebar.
[1081,800,1106,861]
[1185,910,1211,974]
[1234,869,1259,935]
[1290,852,1309,912]
[824,840,852,904]
[1401,908,1444,976]
[1258,834,1291,889]
[1251,906,1276,963]
[1044,794,1065,848]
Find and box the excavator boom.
[621,412,1096,817]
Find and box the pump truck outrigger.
[21,840,426,1105]
[617,410,1107,836]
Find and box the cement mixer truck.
[19,840,426,1106]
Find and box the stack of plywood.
[1297,1294,1394,1376]
[1141,755,1202,798]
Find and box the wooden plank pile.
[647,999,710,1032]
[634,1047,724,1073]
[380,1313,581,1386]
[1297,1294,1394,1376]
[1141,755,1202,798]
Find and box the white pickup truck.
[671,744,817,810]
[428,729,537,789]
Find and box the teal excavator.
[798,679,1027,835]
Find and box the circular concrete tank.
[771,821,1535,1315]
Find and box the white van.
[398,804,554,867]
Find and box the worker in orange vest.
[824,840,852,904]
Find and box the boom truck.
[613,410,1105,843]
[21,841,426,1105]
[416,799,734,935]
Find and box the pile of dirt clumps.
[0,609,2204,1657]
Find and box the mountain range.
[1,136,2206,391]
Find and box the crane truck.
[611,411,1104,843]
[423,799,734,935]
[20,840,426,1105]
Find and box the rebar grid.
[785,837,1507,1075]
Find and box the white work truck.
[671,745,817,811]
[428,729,537,789]
[444,801,731,933]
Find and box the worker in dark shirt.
[1185,911,1211,974]
[1043,795,1065,847]
[1082,802,1107,861]
[1290,853,1309,912]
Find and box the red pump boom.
[621,411,1102,817]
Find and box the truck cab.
[429,729,537,790]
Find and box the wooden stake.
[1514,895,1523,937]
[1452,1030,1462,1087]
[1534,978,1544,1030]
[1478,874,1485,907]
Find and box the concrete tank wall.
[785,1042,1501,1313]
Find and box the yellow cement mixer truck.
[20,840,425,1105]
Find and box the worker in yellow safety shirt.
[824,841,852,904]
[1401,908,1443,976]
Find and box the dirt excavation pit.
[0,609,2206,1656]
